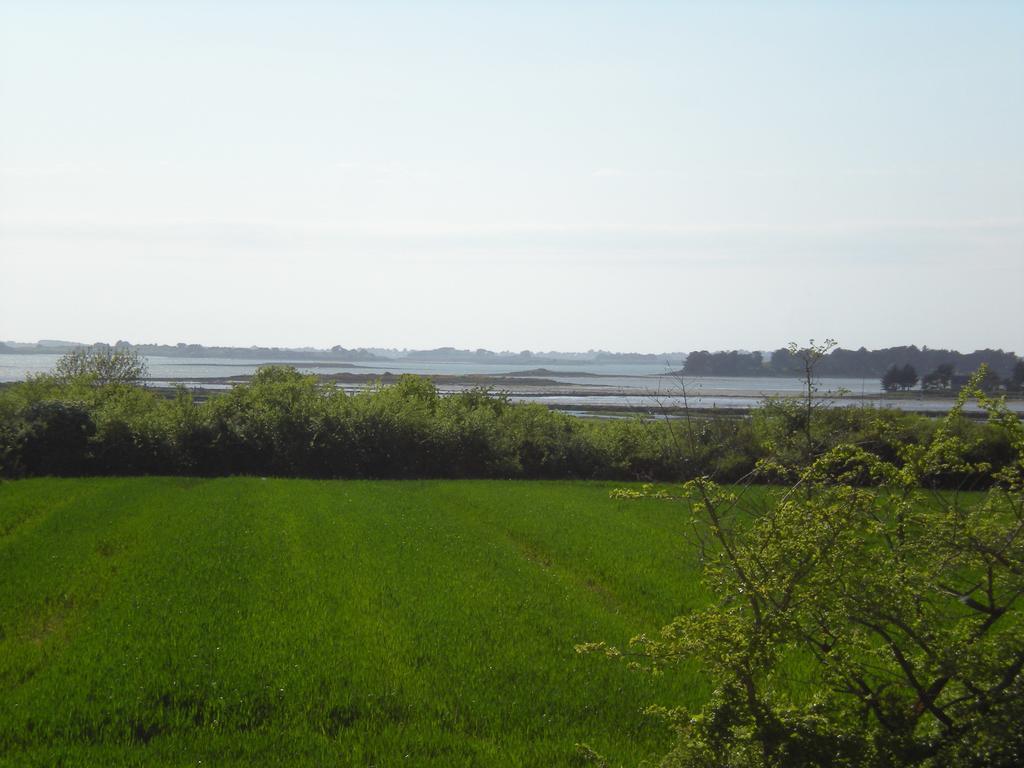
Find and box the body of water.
[0,353,880,390]
[2,353,1017,414]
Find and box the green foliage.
[0,365,1015,486]
[581,370,1024,767]
[14,401,95,476]
[0,367,741,482]
[53,344,149,386]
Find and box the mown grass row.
[0,478,751,766]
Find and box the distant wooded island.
[681,345,1022,381]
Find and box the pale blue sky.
[1,1,1021,352]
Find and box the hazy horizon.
[3,336,1020,358]
[2,2,1022,353]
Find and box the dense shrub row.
[0,366,1013,485]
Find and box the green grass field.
[0,478,731,767]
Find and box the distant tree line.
[878,360,1023,394]
[0,339,387,362]
[0,340,683,365]
[684,345,1022,384]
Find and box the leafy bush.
[0,366,1015,485]
[579,372,1024,767]
[15,401,96,476]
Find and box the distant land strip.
[1,340,1020,381]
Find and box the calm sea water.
[0,353,880,389]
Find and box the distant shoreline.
[135,370,1024,418]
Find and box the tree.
[881,365,900,392]
[684,351,715,376]
[766,347,805,377]
[54,344,149,386]
[921,363,954,392]
[579,370,1024,767]
[882,364,918,392]
[787,339,837,463]
[898,363,919,390]
[1012,361,1024,394]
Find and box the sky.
[1,1,1022,354]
